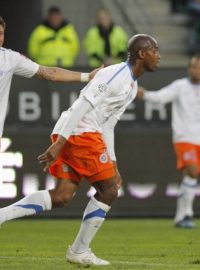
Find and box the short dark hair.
[127,34,157,64]
[0,16,6,29]
[48,6,61,15]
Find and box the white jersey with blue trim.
[0,48,39,137]
[144,78,200,145]
[53,62,138,136]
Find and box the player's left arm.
[102,116,122,188]
[36,65,103,82]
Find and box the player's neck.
[131,63,145,79]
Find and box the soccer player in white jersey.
[0,16,100,149]
[0,34,160,266]
[137,55,200,228]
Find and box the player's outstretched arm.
[36,65,103,83]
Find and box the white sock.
[0,190,52,224]
[174,175,197,223]
[71,197,110,253]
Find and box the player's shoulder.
[170,77,189,88]
[0,47,20,58]
[100,62,127,75]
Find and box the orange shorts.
[49,132,115,183]
[174,142,200,173]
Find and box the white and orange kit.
[144,78,200,172]
[0,48,39,137]
[50,62,138,183]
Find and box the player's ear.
[138,49,146,60]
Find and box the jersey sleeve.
[83,66,121,108]
[83,71,111,108]
[144,80,180,104]
[12,51,39,78]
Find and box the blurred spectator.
[83,9,128,67]
[170,0,188,13]
[27,6,80,68]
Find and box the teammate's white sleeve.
[13,51,39,78]
[144,81,179,104]
[102,116,118,161]
[54,97,93,139]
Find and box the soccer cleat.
[175,216,196,229]
[66,246,110,266]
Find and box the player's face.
[144,45,161,72]
[188,58,200,83]
[0,25,5,47]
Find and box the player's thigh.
[92,177,118,205]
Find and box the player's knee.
[184,165,198,178]
[100,185,118,205]
[50,190,73,207]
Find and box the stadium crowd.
[27,6,128,68]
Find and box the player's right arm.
[137,81,179,104]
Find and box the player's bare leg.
[66,177,118,266]
[0,179,78,225]
[49,179,78,207]
[175,164,198,228]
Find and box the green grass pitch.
[0,219,200,270]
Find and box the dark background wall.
[0,0,42,54]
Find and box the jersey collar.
[125,60,137,81]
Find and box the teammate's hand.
[38,141,64,172]
[137,86,145,99]
[89,65,104,81]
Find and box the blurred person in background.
[0,16,100,150]
[27,6,80,68]
[83,9,128,67]
[137,55,200,228]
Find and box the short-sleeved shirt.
[53,62,138,136]
[0,48,39,136]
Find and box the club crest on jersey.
[99,152,108,164]
[183,151,196,161]
[130,82,134,88]
[94,83,108,98]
